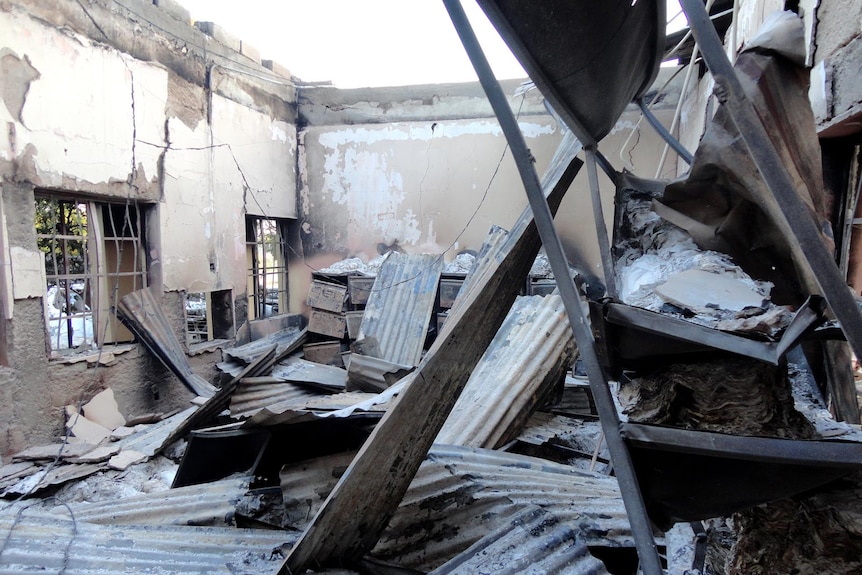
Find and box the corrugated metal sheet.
[222,327,306,364]
[0,508,294,574]
[270,357,347,392]
[240,386,394,427]
[117,288,217,397]
[344,354,414,393]
[279,445,630,572]
[351,253,443,367]
[437,295,576,448]
[452,226,508,312]
[431,505,611,575]
[229,378,321,419]
[56,477,248,526]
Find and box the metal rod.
[637,98,694,165]
[681,0,862,366]
[442,1,664,573]
[585,147,619,299]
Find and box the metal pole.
[637,98,694,165]
[442,1,664,573]
[585,146,619,299]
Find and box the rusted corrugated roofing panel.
[374,445,629,571]
[0,508,294,574]
[431,505,611,575]
[270,357,347,392]
[279,445,629,571]
[352,253,443,367]
[229,379,321,419]
[223,327,306,364]
[56,477,248,526]
[437,295,576,448]
[117,288,217,397]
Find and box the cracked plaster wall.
[294,105,678,315]
[0,1,297,456]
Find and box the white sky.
[176,0,686,89]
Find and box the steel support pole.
[637,98,694,165]
[442,1,664,573]
[585,146,619,299]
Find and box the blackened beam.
[279,87,584,574]
[681,0,862,365]
[637,98,694,165]
[441,1,664,574]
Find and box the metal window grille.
[246,217,289,319]
[36,196,146,354]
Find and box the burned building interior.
[2,0,862,573]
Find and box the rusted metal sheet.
[430,506,611,575]
[0,508,294,574]
[270,357,346,392]
[437,294,575,448]
[279,445,629,572]
[344,354,414,393]
[162,346,277,449]
[351,252,443,367]
[229,378,321,420]
[222,327,306,364]
[243,391,388,428]
[117,288,217,397]
[56,477,249,526]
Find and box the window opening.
[185,289,234,346]
[246,217,289,319]
[36,195,147,355]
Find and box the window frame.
[246,216,289,320]
[36,194,147,356]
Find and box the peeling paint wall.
[0,0,297,455]
[294,81,679,313]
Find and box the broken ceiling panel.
[0,508,293,574]
[437,294,576,448]
[350,252,443,367]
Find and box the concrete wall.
[0,0,296,455]
[810,0,862,135]
[293,78,681,314]
[0,0,685,456]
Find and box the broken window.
[246,216,289,319]
[185,289,234,346]
[36,195,147,355]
